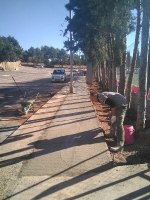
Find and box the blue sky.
[0,0,135,51]
[0,0,69,50]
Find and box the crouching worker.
[97,92,127,152]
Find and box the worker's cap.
[97,93,108,104]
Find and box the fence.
[118,82,150,121]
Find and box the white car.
[51,68,66,82]
[73,68,78,72]
[36,64,44,68]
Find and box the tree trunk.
[102,61,106,89]
[147,40,150,93]
[97,64,100,83]
[86,62,93,84]
[126,0,141,109]
[98,64,102,84]
[110,34,117,92]
[106,61,109,90]
[111,34,117,92]
[108,60,112,91]
[136,0,150,134]
[119,51,126,96]
[107,37,113,91]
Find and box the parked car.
[36,64,44,68]
[51,68,66,82]
[73,68,78,72]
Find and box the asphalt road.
[0,66,72,143]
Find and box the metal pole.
[69,0,73,93]
[12,76,24,97]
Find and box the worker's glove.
[111,116,116,124]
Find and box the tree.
[34,47,44,64]
[49,47,57,61]
[136,0,150,133]
[136,50,141,68]
[60,48,68,65]
[73,54,81,66]
[0,36,23,62]
[41,45,51,60]
[27,47,35,62]
[147,40,150,92]
[126,51,131,71]
[126,0,142,109]
[80,54,86,65]
[64,0,136,91]
[22,50,29,62]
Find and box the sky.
[0,0,135,51]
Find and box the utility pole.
[69,0,73,93]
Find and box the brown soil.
[87,78,150,166]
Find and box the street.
[0,66,71,143]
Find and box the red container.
[124,125,134,145]
[148,90,150,98]
[131,85,139,94]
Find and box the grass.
[126,73,139,86]
[118,73,139,86]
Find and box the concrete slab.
[19,77,112,177]
[8,164,150,200]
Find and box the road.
[0,65,73,143]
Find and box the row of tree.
[0,36,86,66]
[22,46,86,66]
[64,0,150,134]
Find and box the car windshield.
[53,70,64,74]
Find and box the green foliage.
[33,47,44,64]
[0,36,23,62]
[0,35,85,66]
[21,45,84,66]
[64,0,136,67]
[22,50,29,62]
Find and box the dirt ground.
[87,78,150,166]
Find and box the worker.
[97,92,127,152]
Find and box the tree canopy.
[0,36,23,62]
[64,0,136,65]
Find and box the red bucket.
[124,125,134,145]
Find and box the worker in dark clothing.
[97,92,127,152]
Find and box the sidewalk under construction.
[0,75,149,200]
